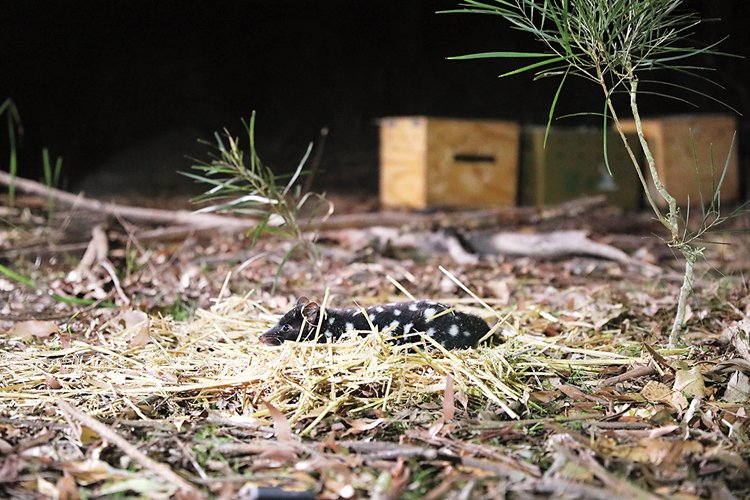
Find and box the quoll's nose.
[259,332,283,345]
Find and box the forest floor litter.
[1,193,749,499]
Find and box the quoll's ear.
[301,301,320,325]
[295,296,310,309]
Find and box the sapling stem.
[669,250,696,347]
[629,80,680,242]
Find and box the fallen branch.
[0,170,252,229]
[465,229,661,273]
[304,195,608,231]
[57,399,204,499]
[0,171,607,232]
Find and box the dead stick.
[0,171,606,231]
[299,195,608,232]
[598,364,657,388]
[57,399,204,498]
[0,170,253,229]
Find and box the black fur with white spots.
[259,297,491,349]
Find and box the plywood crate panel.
[379,117,520,209]
[520,127,642,209]
[619,114,739,206]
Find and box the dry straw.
[1,293,648,433]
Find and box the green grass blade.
[282,142,313,196]
[50,294,113,307]
[0,264,35,288]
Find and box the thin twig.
[598,364,657,388]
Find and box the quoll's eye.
[281,324,292,332]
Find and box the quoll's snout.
[258,331,283,345]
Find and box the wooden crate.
[619,114,739,206]
[379,116,520,209]
[520,127,642,209]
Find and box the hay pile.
[1,294,644,432]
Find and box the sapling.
[444,0,739,346]
[185,112,332,285]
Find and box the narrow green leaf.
[0,264,35,288]
[501,56,568,77]
[448,51,555,60]
[282,142,313,196]
[50,294,113,307]
[543,67,569,147]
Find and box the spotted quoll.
[259,297,491,349]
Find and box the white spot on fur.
[345,322,354,332]
[324,330,333,337]
[389,320,400,330]
[368,313,376,321]
[409,303,419,311]
[328,317,335,325]
[376,306,384,313]
[393,309,401,316]
[403,323,413,333]
[423,308,437,320]
[426,328,436,337]
[463,330,473,337]
[448,324,459,337]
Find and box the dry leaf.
[530,390,561,403]
[640,380,688,412]
[427,419,445,438]
[342,418,387,436]
[122,310,148,329]
[45,373,62,389]
[265,401,293,443]
[0,454,23,482]
[66,459,128,485]
[442,374,455,422]
[10,320,58,339]
[723,371,750,403]
[37,477,58,498]
[56,472,80,500]
[121,310,150,348]
[673,366,706,399]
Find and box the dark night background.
[1,1,748,198]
